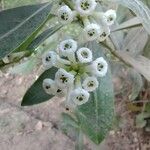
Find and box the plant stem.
[75,129,84,150]
[100,42,132,67]
[62,0,74,9]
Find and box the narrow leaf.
[21,67,58,106]
[0,3,53,58]
[112,17,142,32]
[62,113,79,129]
[128,69,143,101]
[27,25,62,50]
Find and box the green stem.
[62,0,74,9]
[75,75,82,88]
[75,130,84,150]
[100,42,132,67]
[82,17,90,26]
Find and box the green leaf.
[62,113,79,129]
[142,0,150,8]
[3,0,41,8]
[128,69,143,101]
[27,25,62,50]
[136,113,150,128]
[112,17,142,32]
[21,67,58,106]
[76,42,115,144]
[0,3,53,58]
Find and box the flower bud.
[2,55,10,64]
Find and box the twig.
[132,100,150,104]
[100,42,132,67]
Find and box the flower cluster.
[42,39,108,108]
[57,0,117,42]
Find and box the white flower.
[42,51,57,69]
[59,39,77,57]
[57,5,74,24]
[43,79,57,95]
[76,47,92,63]
[70,88,90,105]
[83,23,101,41]
[55,68,75,88]
[82,76,99,92]
[97,26,110,42]
[92,57,108,77]
[86,57,108,77]
[75,0,97,16]
[104,9,116,26]
[55,87,67,97]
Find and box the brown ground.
[0,69,150,150]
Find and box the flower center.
[77,94,84,101]
[57,89,62,93]
[81,1,90,10]
[81,51,88,58]
[101,32,106,37]
[64,43,72,50]
[46,85,50,89]
[97,63,104,71]
[60,75,68,83]
[88,81,94,87]
[61,12,69,20]
[108,17,113,21]
[88,29,95,36]
[46,56,51,62]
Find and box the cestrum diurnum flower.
[77,47,93,63]
[83,23,101,41]
[82,76,99,92]
[42,39,108,108]
[104,9,117,26]
[56,0,117,42]
[57,5,74,24]
[75,0,97,16]
[43,79,57,95]
[70,88,90,105]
